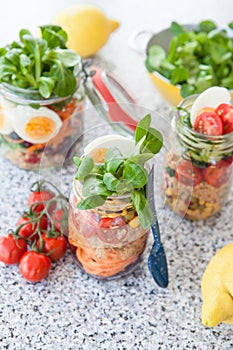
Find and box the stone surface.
[0,1,233,349]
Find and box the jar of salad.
[68,114,163,279]
[163,87,233,221]
[69,182,150,279]
[0,25,84,170]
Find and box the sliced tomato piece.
[98,217,114,229]
[225,156,233,165]
[77,211,100,238]
[194,110,223,136]
[203,160,232,187]
[97,217,127,244]
[175,161,202,186]
[215,103,233,134]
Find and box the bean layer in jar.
[164,155,232,220]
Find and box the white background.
[1,0,233,45]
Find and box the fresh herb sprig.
[0,25,81,98]
[146,20,233,97]
[73,114,163,229]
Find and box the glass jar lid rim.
[0,81,80,105]
[175,95,233,142]
[73,179,133,212]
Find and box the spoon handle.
[147,166,169,288]
[147,166,161,241]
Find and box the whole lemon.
[52,3,119,58]
[201,242,233,327]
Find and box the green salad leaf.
[146,20,233,97]
[0,25,81,98]
[73,114,163,228]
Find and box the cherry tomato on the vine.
[17,214,48,241]
[19,251,51,282]
[37,233,67,262]
[51,209,68,235]
[0,235,27,264]
[28,191,56,213]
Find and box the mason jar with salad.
[0,25,84,170]
[68,114,163,279]
[163,87,233,221]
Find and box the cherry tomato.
[215,103,233,134]
[203,160,232,187]
[17,214,48,241]
[51,209,68,235]
[97,217,127,244]
[19,251,51,282]
[0,235,27,264]
[194,110,223,136]
[28,191,56,213]
[37,233,67,262]
[175,161,202,186]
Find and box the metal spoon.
[147,166,169,288]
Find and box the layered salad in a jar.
[68,115,163,279]
[164,87,233,220]
[0,25,84,170]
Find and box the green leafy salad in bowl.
[145,20,233,100]
[0,25,82,99]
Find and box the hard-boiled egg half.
[0,96,14,135]
[84,135,135,158]
[11,106,62,144]
[190,87,231,125]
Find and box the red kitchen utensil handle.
[91,66,137,131]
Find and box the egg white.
[11,105,62,144]
[190,87,231,126]
[0,96,14,135]
[84,135,135,158]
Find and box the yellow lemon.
[201,242,233,327]
[52,3,119,58]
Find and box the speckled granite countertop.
[1,1,233,349]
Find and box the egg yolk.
[25,116,57,141]
[0,106,6,130]
[90,147,108,163]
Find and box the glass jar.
[0,83,85,170]
[163,95,233,221]
[68,180,150,280]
